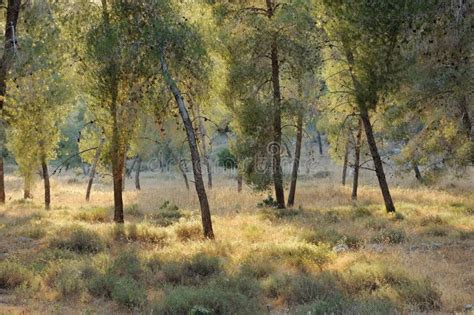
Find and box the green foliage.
[262,272,341,305]
[50,226,105,254]
[0,261,34,290]
[161,253,222,284]
[151,201,184,226]
[217,148,237,169]
[174,221,203,242]
[371,228,406,244]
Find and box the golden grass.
[0,166,472,313]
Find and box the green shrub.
[352,206,372,219]
[151,201,183,226]
[371,228,406,244]
[398,279,441,311]
[323,210,341,223]
[260,207,301,220]
[110,276,147,308]
[161,254,222,284]
[365,218,387,231]
[74,207,110,223]
[174,221,203,242]
[303,229,343,246]
[424,225,449,237]
[0,261,33,289]
[127,224,168,245]
[50,226,105,254]
[239,257,275,279]
[107,250,143,281]
[24,225,47,240]
[150,284,261,314]
[125,204,143,217]
[257,195,279,208]
[262,272,341,305]
[52,264,85,298]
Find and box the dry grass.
[0,165,472,314]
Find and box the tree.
[0,0,21,204]
[319,0,426,212]
[5,0,72,209]
[84,0,146,223]
[216,0,320,208]
[137,0,215,238]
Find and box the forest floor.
[0,169,473,314]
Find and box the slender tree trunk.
[270,42,285,209]
[0,156,4,203]
[342,135,350,186]
[23,175,32,199]
[160,51,214,239]
[360,109,396,212]
[112,149,125,223]
[127,156,138,178]
[265,0,285,209]
[317,131,323,155]
[191,99,213,189]
[413,162,423,183]
[352,119,363,200]
[85,136,104,201]
[122,156,127,192]
[0,0,21,204]
[287,113,303,207]
[171,150,190,191]
[459,95,472,139]
[135,155,141,190]
[237,173,242,193]
[41,157,50,210]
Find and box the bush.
[110,276,147,308]
[265,242,334,270]
[161,254,222,284]
[323,210,341,223]
[50,226,105,254]
[260,207,301,220]
[371,228,406,244]
[352,206,372,219]
[365,218,387,231]
[86,251,147,308]
[424,225,449,237]
[127,223,168,245]
[398,279,441,311]
[262,272,341,305]
[420,215,444,226]
[174,221,203,242]
[74,207,110,223]
[0,261,33,289]
[303,229,343,246]
[151,201,183,226]
[150,283,261,314]
[24,225,47,240]
[51,264,85,298]
[107,250,143,281]
[125,204,142,217]
[257,195,279,208]
[239,257,275,279]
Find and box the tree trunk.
[23,175,32,199]
[360,109,396,212]
[317,131,323,155]
[135,155,141,190]
[127,156,138,178]
[287,113,303,207]
[413,162,423,183]
[191,99,213,189]
[122,156,126,192]
[112,150,125,223]
[0,156,4,203]
[342,134,350,186]
[171,150,190,191]
[85,136,104,201]
[160,51,214,239]
[270,42,285,209]
[237,173,242,193]
[351,118,363,200]
[0,0,22,204]
[41,157,50,210]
